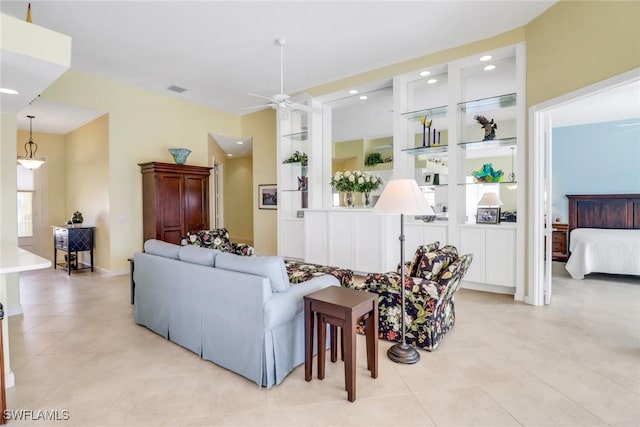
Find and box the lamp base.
[387,343,420,364]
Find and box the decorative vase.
[362,191,372,208]
[344,191,355,208]
[169,148,191,165]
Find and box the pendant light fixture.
[507,147,517,190]
[17,115,45,170]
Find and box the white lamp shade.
[374,179,430,215]
[478,192,503,207]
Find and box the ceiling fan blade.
[248,93,276,102]
[240,103,276,112]
[289,102,322,114]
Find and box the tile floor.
[5,262,640,426]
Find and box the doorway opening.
[529,68,640,305]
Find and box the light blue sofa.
[134,240,339,388]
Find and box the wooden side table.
[304,286,378,402]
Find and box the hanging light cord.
[24,115,38,159]
[509,147,516,182]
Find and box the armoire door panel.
[184,175,209,233]
[158,175,184,230]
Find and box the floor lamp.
[374,179,430,364]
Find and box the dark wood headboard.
[567,194,640,232]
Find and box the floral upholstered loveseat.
[347,242,473,351]
[181,228,255,256]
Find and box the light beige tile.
[482,376,608,426]
[415,386,520,427]
[9,332,69,356]
[8,265,640,427]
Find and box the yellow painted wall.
[223,156,254,245]
[64,114,110,270]
[241,108,277,255]
[16,130,67,260]
[41,70,241,273]
[208,133,229,228]
[525,0,640,107]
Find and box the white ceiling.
[1,0,557,140]
[11,1,637,158]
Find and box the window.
[17,166,35,238]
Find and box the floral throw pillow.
[415,245,458,281]
[407,241,440,277]
[199,228,233,252]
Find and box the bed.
[565,194,640,279]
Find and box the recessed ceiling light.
[359,95,368,100]
[236,141,244,145]
[419,70,431,77]
[427,79,438,84]
[0,88,19,95]
[349,89,358,95]
[483,65,496,71]
[227,153,233,157]
[480,55,492,62]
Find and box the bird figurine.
[474,115,497,140]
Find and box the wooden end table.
[304,286,378,402]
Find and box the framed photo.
[476,207,501,224]
[258,184,277,209]
[424,173,433,185]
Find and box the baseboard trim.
[461,280,516,295]
[6,306,23,317]
[5,371,15,388]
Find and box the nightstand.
[552,223,569,261]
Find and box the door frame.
[528,67,640,306]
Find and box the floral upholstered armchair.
[347,242,473,351]
[181,228,255,256]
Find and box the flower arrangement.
[282,151,308,166]
[330,170,383,193]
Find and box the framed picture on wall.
[258,184,277,210]
[476,207,501,224]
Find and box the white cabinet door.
[354,213,382,274]
[279,219,305,260]
[458,227,486,283]
[486,228,516,287]
[304,211,327,265]
[328,212,355,268]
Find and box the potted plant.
[365,152,383,166]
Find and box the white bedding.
[565,228,640,279]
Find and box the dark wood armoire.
[139,162,212,245]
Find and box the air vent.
[167,85,187,93]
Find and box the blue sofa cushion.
[215,252,290,293]
[178,245,220,266]
[144,239,180,259]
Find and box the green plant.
[282,151,308,166]
[365,152,383,166]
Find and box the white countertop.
[0,242,51,274]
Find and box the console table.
[53,226,95,275]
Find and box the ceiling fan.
[242,38,319,113]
